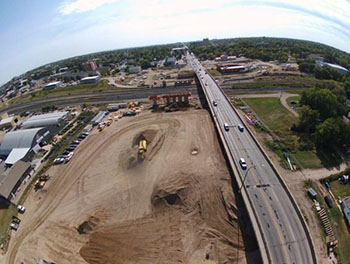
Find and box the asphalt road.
[187,53,316,264]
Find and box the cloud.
[59,0,118,15]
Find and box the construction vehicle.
[107,119,113,126]
[98,123,106,132]
[138,140,147,160]
[128,101,139,108]
[34,174,50,190]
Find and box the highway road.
[187,52,316,264]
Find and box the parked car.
[66,146,76,151]
[65,152,74,162]
[11,216,21,224]
[239,158,247,170]
[324,195,333,208]
[17,205,26,214]
[324,181,331,189]
[78,134,87,139]
[54,157,65,164]
[10,222,19,231]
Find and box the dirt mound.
[77,216,100,235]
[120,129,162,169]
[132,129,158,146]
[151,174,190,207]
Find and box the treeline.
[190,37,350,68]
[292,84,350,153]
[51,44,175,71]
[189,37,350,82]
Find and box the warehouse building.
[80,76,100,84]
[0,160,32,200]
[316,61,349,74]
[45,81,63,90]
[22,112,68,133]
[0,116,18,130]
[0,127,50,165]
[217,64,247,73]
[91,111,107,126]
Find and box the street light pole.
[239,164,265,192]
[239,165,257,192]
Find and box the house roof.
[0,116,15,125]
[0,160,31,199]
[5,148,30,165]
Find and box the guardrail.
[206,72,318,264]
[195,71,270,263]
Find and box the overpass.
[187,52,317,264]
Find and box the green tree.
[298,60,315,73]
[296,105,320,133]
[315,117,346,148]
[300,88,339,120]
[344,79,350,95]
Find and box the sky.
[0,0,350,84]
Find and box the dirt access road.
[3,109,248,264]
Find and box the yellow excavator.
[34,174,50,190]
[138,140,147,160]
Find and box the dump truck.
[138,140,147,160]
[107,119,113,126]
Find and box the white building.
[45,81,63,90]
[22,112,69,130]
[80,76,100,84]
[316,61,349,75]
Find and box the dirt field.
[2,109,247,264]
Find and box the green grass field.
[243,97,323,169]
[243,97,296,136]
[293,150,323,169]
[330,180,350,201]
[0,202,17,248]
